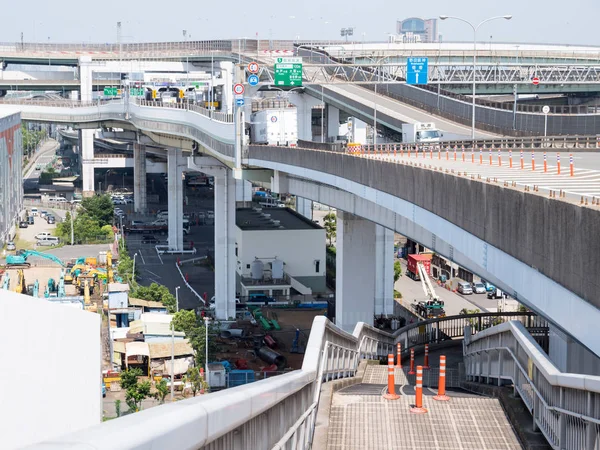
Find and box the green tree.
[114,399,122,417]
[172,310,198,335]
[154,379,169,404]
[131,283,177,312]
[117,253,135,282]
[323,212,337,247]
[120,368,143,390]
[125,381,152,413]
[185,367,205,397]
[81,194,114,227]
[394,261,402,283]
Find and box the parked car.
[35,232,53,240]
[142,235,159,244]
[206,211,215,220]
[40,210,48,218]
[472,282,486,294]
[31,208,38,216]
[481,280,496,292]
[18,221,28,228]
[457,281,473,295]
[6,241,16,251]
[46,215,56,224]
[487,288,503,299]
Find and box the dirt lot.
[212,307,326,372]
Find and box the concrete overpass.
[3,90,600,449]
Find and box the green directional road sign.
[274,57,303,87]
[129,88,144,97]
[103,87,118,96]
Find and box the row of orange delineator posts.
[383,343,449,414]
[347,145,576,177]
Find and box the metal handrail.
[464,321,600,450]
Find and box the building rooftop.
[236,207,322,231]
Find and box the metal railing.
[464,321,600,450]
[134,99,233,123]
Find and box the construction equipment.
[13,269,25,294]
[2,272,9,290]
[77,274,97,295]
[45,278,58,298]
[413,262,446,319]
[6,250,64,268]
[57,269,66,298]
[32,280,39,297]
[64,264,87,284]
[107,251,114,283]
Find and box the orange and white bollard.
[544,152,547,173]
[531,151,535,171]
[498,149,502,166]
[410,366,428,414]
[557,153,561,175]
[383,354,400,400]
[429,146,433,159]
[446,147,449,160]
[471,148,475,164]
[408,348,416,375]
[423,344,430,369]
[509,150,513,168]
[438,147,441,160]
[461,146,465,162]
[570,153,574,177]
[454,146,457,161]
[489,148,493,165]
[434,355,450,401]
[408,146,411,158]
[520,150,524,169]
[479,148,483,165]
[400,145,404,157]
[393,145,397,158]
[396,342,402,368]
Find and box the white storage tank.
[271,259,284,280]
[251,259,264,280]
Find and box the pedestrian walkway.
[326,362,522,450]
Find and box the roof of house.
[148,340,194,359]
[129,298,166,309]
[236,207,322,231]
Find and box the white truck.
[249,108,298,146]
[401,122,442,144]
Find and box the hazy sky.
[3,0,599,46]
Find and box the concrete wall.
[0,291,101,448]
[248,146,600,314]
[0,112,22,243]
[236,227,326,279]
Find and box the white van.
[37,236,60,246]
[31,208,39,216]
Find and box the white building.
[235,208,326,298]
[0,291,101,449]
[0,111,23,244]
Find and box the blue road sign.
[248,74,259,86]
[406,57,429,85]
[235,98,245,106]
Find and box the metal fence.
[464,321,600,450]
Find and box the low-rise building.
[235,207,326,299]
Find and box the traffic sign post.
[247,62,260,74]
[233,83,245,95]
[407,57,429,85]
[274,57,303,87]
[248,74,259,86]
[129,88,144,97]
[532,77,540,85]
[235,98,245,106]
[543,105,550,137]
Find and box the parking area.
[13,208,61,250]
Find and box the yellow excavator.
[64,264,88,284]
[107,251,114,284]
[76,273,97,295]
[13,269,25,294]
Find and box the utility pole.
[170,321,175,401]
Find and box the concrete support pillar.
[327,104,340,140]
[235,179,252,204]
[296,197,313,221]
[288,93,322,142]
[214,169,237,320]
[133,143,147,213]
[78,56,93,102]
[374,225,395,316]
[167,148,184,251]
[79,129,95,197]
[350,118,368,144]
[336,211,376,333]
[220,61,233,115]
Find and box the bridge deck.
[326,365,522,450]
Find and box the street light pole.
[175,286,180,312]
[204,317,209,376]
[70,204,74,246]
[439,15,512,140]
[132,253,137,283]
[170,320,175,401]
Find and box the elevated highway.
[4,94,600,450]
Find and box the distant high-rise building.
[396,18,439,43]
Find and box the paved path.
[327,364,522,450]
